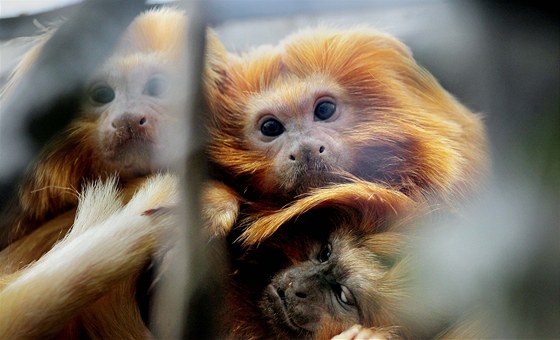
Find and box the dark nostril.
[139,117,147,125]
[319,146,325,153]
[289,155,296,161]
[295,291,306,299]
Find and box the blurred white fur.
[0,173,179,338]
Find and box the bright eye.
[317,243,332,263]
[144,75,168,97]
[338,284,355,306]
[90,84,115,104]
[314,100,336,120]
[260,118,284,137]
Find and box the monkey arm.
[238,180,415,246]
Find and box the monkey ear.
[203,29,230,96]
[238,180,416,246]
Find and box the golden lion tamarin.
[220,181,483,339]
[220,181,417,339]
[203,26,488,241]
[0,7,187,248]
[0,173,179,338]
[0,7,188,338]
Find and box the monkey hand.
[331,324,399,340]
[201,180,241,238]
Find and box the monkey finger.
[332,325,397,340]
[331,324,361,339]
[355,327,392,340]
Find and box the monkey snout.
[111,113,148,130]
[289,145,326,162]
[285,280,310,300]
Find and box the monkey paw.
[331,324,399,340]
[201,180,241,237]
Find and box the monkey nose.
[289,145,325,161]
[111,113,147,129]
[294,291,307,299]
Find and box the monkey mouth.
[116,134,156,150]
[116,139,154,160]
[288,167,335,195]
[103,137,158,177]
[263,284,308,334]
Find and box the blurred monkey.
[0,7,188,338]
[0,7,187,248]
[221,181,482,339]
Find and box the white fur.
[68,175,123,237]
[0,173,179,338]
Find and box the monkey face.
[244,74,356,195]
[259,227,405,338]
[85,55,172,178]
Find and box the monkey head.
[76,8,187,179]
[0,8,187,245]
[205,26,487,204]
[259,222,409,339]
[222,181,418,339]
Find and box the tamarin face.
[206,27,487,203]
[80,7,187,179]
[221,187,417,338]
[83,54,171,178]
[244,74,355,195]
[258,226,408,339]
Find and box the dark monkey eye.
[144,75,168,97]
[317,243,332,263]
[260,118,284,137]
[314,100,336,120]
[90,84,115,104]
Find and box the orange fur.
[221,182,418,339]
[0,7,187,248]
[239,179,416,245]
[204,26,488,240]
[221,181,484,339]
[202,180,242,238]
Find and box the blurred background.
[1,0,558,337]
